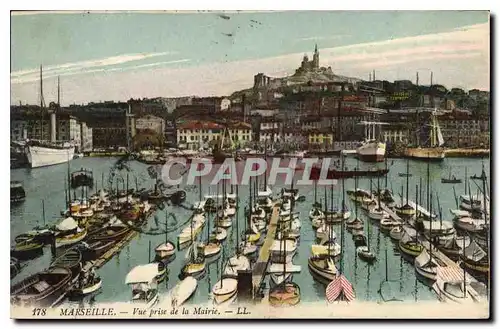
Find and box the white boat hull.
[26,145,75,168]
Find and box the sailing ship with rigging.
[25,70,75,168]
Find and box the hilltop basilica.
[294,44,333,76]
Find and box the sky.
[10,11,490,105]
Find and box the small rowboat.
[11,239,44,261]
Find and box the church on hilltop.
[296,44,320,74]
[294,44,333,76]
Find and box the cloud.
[296,35,347,42]
[11,52,176,84]
[11,22,489,105]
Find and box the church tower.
[312,44,319,69]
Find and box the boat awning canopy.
[56,217,78,231]
[125,264,159,284]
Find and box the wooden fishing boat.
[414,249,439,282]
[212,277,238,305]
[460,240,489,274]
[154,242,176,262]
[83,240,115,260]
[270,273,292,286]
[212,227,228,242]
[368,207,389,221]
[396,202,416,217]
[356,246,376,263]
[125,264,159,309]
[10,257,21,279]
[269,282,301,307]
[433,279,477,303]
[11,267,72,307]
[71,169,94,189]
[10,181,26,203]
[50,248,83,279]
[389,225,404,241]
[54,217,88,248]
[14,229,53,245]
[70,276,102,297]
[119,204,141,222]
[345,217,363,230]
[166,277,198,308]
[180,244,206,279]
[380,218,400,232]
[308,256,338,284]
[154,262,167,283]
[398,237,424,258]
[11,239,44,260]
[224,255,250,277]
[441,167,462,184]
[203,240,222,259]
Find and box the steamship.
[356,121,387,163]
[25,67,75,168]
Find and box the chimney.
[416,72,419,86]
[373,70,376,81]
[369,72,372,82]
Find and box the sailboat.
[154,210,176,264]
[368,175,389,221]
[180,191,206,279]
[441,168,462,184]
[395,160,416,217]
[398,227,424,258]
[325,181,355,304]
[460,240,489,274]
[212,243,238,305]
[405,109,445,161]
[25,72,75,168]
[356,207,376,263]
[269,198,301,307]
[309,180,324,221]
[202,189,222,260]
[224,186,251,278]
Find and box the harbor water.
[10,156,490,305]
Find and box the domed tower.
[312,44,319,69]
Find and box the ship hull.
[357,141,386,163]
[26,145,75,168]
[404,148,445,161]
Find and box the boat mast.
[406,159,409,206]
[236,184,239,255]
[39,65,45,140]
[427,153,430,212]
[165,208,168,244]
[340,154,345,274]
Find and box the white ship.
[356,121,387,162]
[25,142,75,168]
[24,67,76,168]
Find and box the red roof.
[178,121,223,130]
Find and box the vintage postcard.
[10,10,490,319]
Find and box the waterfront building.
[192,96,231,112]
[176,121,223,150]
[307,128,334,149]
[438,111,490,148]
[228,122,253,148]
[135,115,165,136]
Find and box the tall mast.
[39,65,44,140]
[340,154,345,274]
[57,76,60,105]
[406,159,409,206]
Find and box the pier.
[380,203,482,298]
[252,203,280,297]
